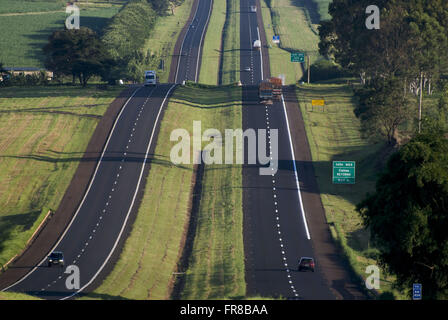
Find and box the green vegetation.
[296,83,404,298]
[0,0,64,14]
[260,0,322,84]
[0,85,123,268]
[358,123,448,299]
[84,84,244,300]
[221,0,240,84]
[198,0,227,84]
[0,291,42,300]
[0,3,121,68]
[142,0,194,83]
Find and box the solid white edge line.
[1,85,145,293]
[61,84,177,300]
[175,0,201,83]
[195,0,212,82]
[281,94,311,240]
[257,26,263,80]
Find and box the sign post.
[413,284,422,300]
[273,35,280,44]
[332,161,355,184]
[312,99,325,112]
[291,52,305,63]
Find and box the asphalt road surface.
[174,0,212,83]
[3,84,176,299]
[240,0,335,299]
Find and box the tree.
[43,27,109,86]
[357,123,448,299]
[355,78,412,145]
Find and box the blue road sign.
[273,35,280,43]
[413,283,422,300]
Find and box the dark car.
[48,251,64,268]
[298,257,315,272]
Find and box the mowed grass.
[0,4,121,68]
[221,0,240,84]
[296,84,405,298]
[260,0,322,84]
[0,85,123,267]
[142,0,194,83]
[0,0,64,14]
[198,0,227,84]
[83,84,244,300]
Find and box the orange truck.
[259,77,282,102]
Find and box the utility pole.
[307,55,310,84]
[418,71,423,133]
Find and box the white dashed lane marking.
[264,104,300,298]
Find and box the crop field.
[0,85,123,268]
[261,0,322,84]
[84,84,245,300]
[0,1,122,68]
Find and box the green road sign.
[332,161,355,184]
[291,52,305,63]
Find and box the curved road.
[2,0,212,300]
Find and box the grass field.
[0,291,42,300]
[141,0,194,83]
[198,0,227,84]
[221,0,240,84]
[260,0,322,84]
[0,1,122,68]
[296,83,406,299]
[83,83,244,300]
[0,85,123,268]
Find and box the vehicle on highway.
[47,251,64,268]
[259,77,282,103]
[253,39,261,50]
[244,67,251,72]
[144,70,157,86]
[250,5,257,12]
[298,257,315,272]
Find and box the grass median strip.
[221,0,241,84]
[142,0,194,83]
[199,0,227,85]
[296,83,405,299]
[0,85,123,267]
[84,83,244,300]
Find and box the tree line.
[319,0,448,299]
[319,0,448,145]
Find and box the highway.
[174,0,212,83]
[240,0,335,299]
[1,0,212,300]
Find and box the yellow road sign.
[312,99,325,106]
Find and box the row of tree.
[319,0,448,144]
[319,0,448,299]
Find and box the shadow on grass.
[0,210,41,258]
